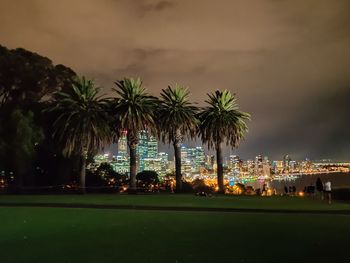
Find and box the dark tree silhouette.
[157,85,198,192]
[198,90,250,193]
[111,78,158,193]
[46,76,112,193]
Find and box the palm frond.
[157,84,199,144]
[198,89,250,149]
[45,75,113,156]
[111,78,158,140]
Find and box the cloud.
[145,1,175,12]
[0,0,350,159]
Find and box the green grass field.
[1,194,349,262]
[1,193,350,211]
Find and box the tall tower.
[117,130,127,157]
[137,130,149,172]
[147,135,158,159]
[136,130,159,172]
[181,146,188,162]
[193,146,205,172]
[283,154,291,172]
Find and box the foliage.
[111,78,158,192]
[157,85,198,192]
[0,44,76,107]
[86,162,123,187]
[0,108,43,185]
[192,179,214,193]
[112,78,158,138]
[179,181,193,193]
[198,90,250,193]
[198,90,250,148]
[137,170,160,185]
[0,44,77,187]
[47,76,112,156]
[157,85,199,143]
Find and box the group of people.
[304,177,332,204]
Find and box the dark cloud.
[242,85,350,160]
[0,0,350,160]
[146,1,175,11]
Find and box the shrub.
[192,179,214,193]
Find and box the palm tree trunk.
[127,132,138,194]
[173,141,182,193]
[216,143,224,194]
[80,151,86,194]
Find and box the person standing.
[316,177,324,200]
[324,180,332,204]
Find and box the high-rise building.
[117,130,128,157]
[137,130,149,172]
[94,153,110,164]
[147,135,158,159]
[111,155,129,174]
[158,152,169,173]
[229,155,241,169]
[179,146,205,173]
[181,146,188,161]
[136,130,159,172]
[283,154,291,172]
[144,158,162,173]
[255,154,263,175]
[193,147,205,172]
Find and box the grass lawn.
[1,195,349,262]
[1,193,350,211]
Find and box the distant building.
[205,155,215,170]
[117,130,128,157]
[158,152,169,174]
[147,135,158,159]
[136,130,159,172]
[283,154,291,172]
[137,130,149,172]
[255,154,263,175]
[193,147,205,172]
[111,155,129,174]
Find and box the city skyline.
[98,131,350,177]
[1,0,350,160]
[105,140,350,163]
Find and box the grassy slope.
[1,207,349,263]
[0,194,349,211]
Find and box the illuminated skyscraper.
[255,154,263,175]
[111,155,129,174]
[229,155,241,169]
[158,152,169,173]
[179,146,205,173]
[283,154,291,172]
[193,147,205,172]
[137,130,149,172]
[147,135,158,159]
[136,130,159,172]
[117,130,127,157]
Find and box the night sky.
[1,0,350,160]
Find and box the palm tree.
[157,85,198,192]
[198,90,250,194]
[112,78,157,193]
[47,76,112,193]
